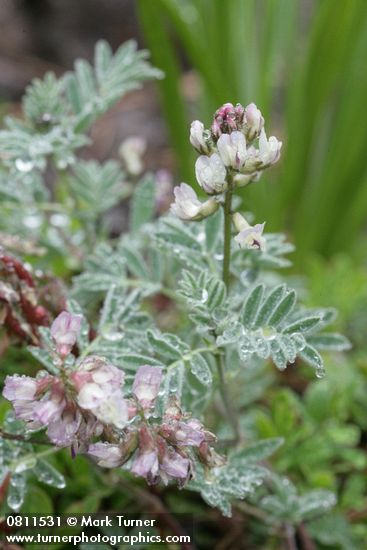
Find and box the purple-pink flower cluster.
[211,102,264,141]
[2,312,223,487]
[89,392,224,488]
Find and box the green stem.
[218,183,241,443]
[222,186,233,287]
[216,353,241,443]
[10,445,61,471]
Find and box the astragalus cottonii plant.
[0,41,351,545]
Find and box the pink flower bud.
[198,442,227,468]
[131,426,160,483]
[133,365,162,410]
[190,120,211,154]
[211,102,245,138]
[244,103,264,141]
[50,311,82,357]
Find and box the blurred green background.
[138,0,367,264]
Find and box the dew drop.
[103,331,124,342]
[201,289,209,303]
[15,158,34,173]
[50,214,69,227]
[23,215,42,229]
[13,456,37,474]
[7,483,25,511]
[315,368,325,379]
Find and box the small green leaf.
[283,315,323,334]
[268,290,297,327]
[27,346,58,375]
[299,344,325,376]
[130,176,155,231]
[190,354,212,386]
[147,330,182,360]
[254,284,286,327]
[307,333,351,351]
[231,438,284,463]
[241,284,265,327]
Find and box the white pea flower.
[190,120,211,154]
[119,137,146,175]
[217,131,247,170]
[170,183,219,221]
[258,129,282,167]
[244,103,264,141]
[233,212,265,251]
[240,130,282,174]
[195,154,227,194]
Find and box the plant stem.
[218,183,242,444]
[216,353,241,443]
[0,429,49,446]
[284,524,298,550]
[222,185,233,287]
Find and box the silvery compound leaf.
[190,354,213,387]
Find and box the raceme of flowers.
[2,312,223,486]
[171,102,282,251]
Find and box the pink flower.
[2,372,102,449]
[158,438,191,486]
[50,311,82,357]
[3,375,37,401]
[88,442,125,468]
[71,356,128,429]
[133,365,162,410]
[155,170,173,213]
[47,409,82,447]
[174,419,207,447]
[34,394,65,424]
[131,426,159,484]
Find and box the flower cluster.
[89,378,225,487]
[171,102,282,250]
[2,312,222,486]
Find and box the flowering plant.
[0,41,351,545]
